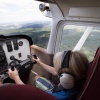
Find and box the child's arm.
[8,68,24,85]
[32,57,57,76]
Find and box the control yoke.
[9,54,37,72]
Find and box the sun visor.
[68,7,100,18]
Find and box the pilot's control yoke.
[9,54,37,72]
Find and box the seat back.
[78,47,100,100]
[0,85,58,100]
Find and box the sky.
[0,0,51,23]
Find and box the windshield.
[0,0,52,48]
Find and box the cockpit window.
[60,24,100,62]
[80,27,100,61]
[0,0,52,48]
[60,25,87,50]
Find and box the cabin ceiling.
[36,0,100,22]
[36,0,100,16]
[53,0,100,18]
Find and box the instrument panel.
[0,34,33,82]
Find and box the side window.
[60,25,87,51]
[80,27,100,62]
[60,24,100,62]
[0,1,52,48]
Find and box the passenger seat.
[77,47,100,100]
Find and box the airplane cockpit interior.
[0,0,100,100]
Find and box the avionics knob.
[10,56,15,60]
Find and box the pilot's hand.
[32,57,42,65]
[8,67,19,80]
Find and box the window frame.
[54,20,100,53]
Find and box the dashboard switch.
[13,40,19,50]
[6,41,13,52]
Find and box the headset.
[59,50,75,89]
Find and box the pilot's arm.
[8,68,24,85]
[32,57,57,76]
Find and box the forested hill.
[0,21,51,48]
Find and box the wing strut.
[73,27,93,51]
